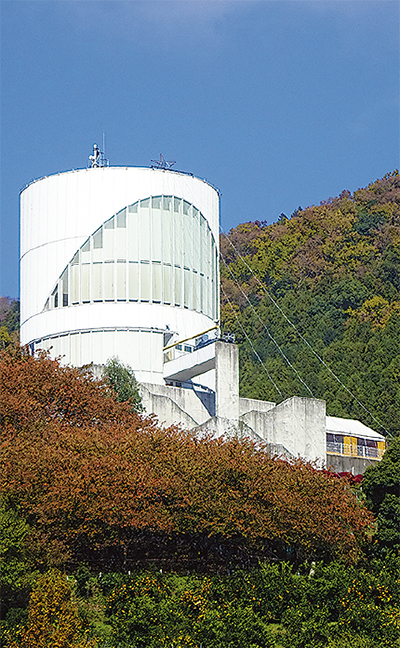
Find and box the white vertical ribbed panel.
[20,166,220,381]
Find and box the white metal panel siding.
[20,166,219,377]
[21,167,218,329]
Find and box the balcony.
[326,441,381,459]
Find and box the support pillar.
[215,341,239,432]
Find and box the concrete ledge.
[164,343,216,382]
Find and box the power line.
[220,256,314,397]
[220,229,391,437]
[220,282,284,399]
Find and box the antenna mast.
[150,154,176,170]
[88,141,109,168]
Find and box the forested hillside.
[220,171,400,437]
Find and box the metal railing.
[326,441,380,459]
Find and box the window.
[193,271,199,312]
[140,262,150,301]
[129,262,139,300]
[117,209,126,228]
[61,268,68,306]
[326,434,344,454]
[184,268,191,309]
[81,265,90,302]
[140,209,150,260]
[104,262,114,300]
[357,437,378,458]
[174,212,183,268]
[163,265,171,304]
[163,196,172,210]
[174,266,182,306]
[43,195,218,319]
[152,210,162,262]
[129,202,138,213]
[162,211,173,264]
[152,262,162,302]
[92,263,102,301]
[183,214,193,268]
[70,265,79,303]
[104,216,115,229]
[117,261,126,300]
[81,239,90,263]
[93,228,103,249]
[52,286,58,308]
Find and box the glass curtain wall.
[44,196,219,321]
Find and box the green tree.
[0,299,20,336]
[103,356,143,412]
[0,504,34,618]
[362,437,400,554]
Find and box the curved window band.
[43,196,219,320]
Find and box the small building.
[326,416,386,474]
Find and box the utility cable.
[220,282,284,399]
[220,256,314,397]
[220,229,391,437]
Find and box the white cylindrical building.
[20,165,220,384]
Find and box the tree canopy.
[362,436,400,554]
[0,346,373,574]
[220,171,400,437]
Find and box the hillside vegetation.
[220,171,400,437]
[0,348,373,574]
[1,346,399,648]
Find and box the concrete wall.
[326,454,381,475]
[240,396,326,464]
[140,382,214,428]
[141,347,326,464]
[239,397,276,416]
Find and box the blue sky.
[1,0,399,299]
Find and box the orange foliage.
[5,569,95,648]
[1,347,374,567]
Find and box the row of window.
[74,197,216,271]
[44,196,219,320]
[45,261,218,317]
[326,433,380,458]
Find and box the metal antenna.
[150,154,176,170]
[88,141,109,168]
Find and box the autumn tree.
[5,569,95,648]
[1,347,374,572]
